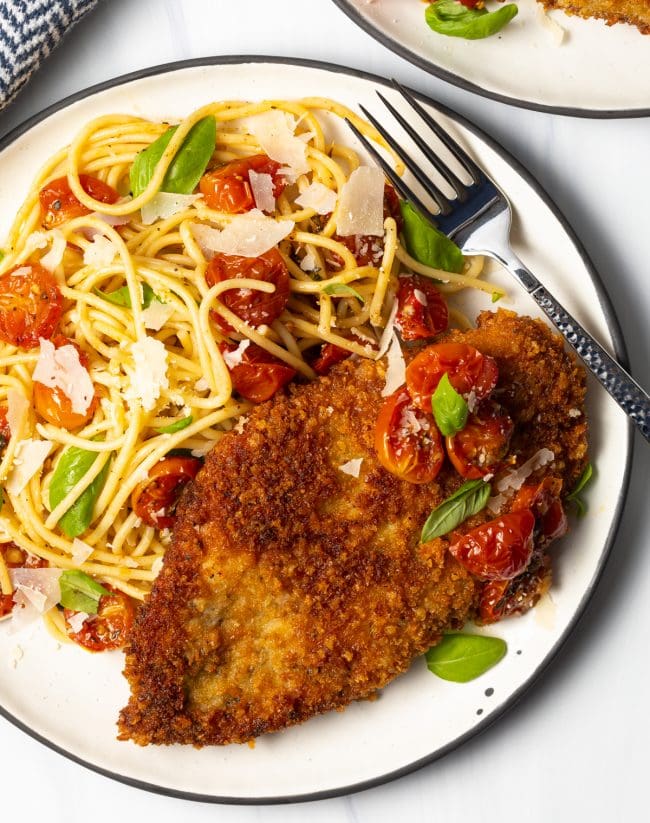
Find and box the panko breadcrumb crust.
[119,311,587,746]
[539,0,650,34]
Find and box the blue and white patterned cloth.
[0,0,100,111]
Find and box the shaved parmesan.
[413,289,428,306]
[295,182,337,215]
[39,230,66,272]
[83,235,117,268]
[300,250,318,272]
[381,332,406,397]
[33,338,94,415]
[92,210,133,227]
[487,494,508,515]
[537,5,566,45]
[8,568,62,634]
[248,171,275,213]
[151,556,164,577]
[141,300,175,331]
[194,376,210,392]
[6,389,29,436]
[71,538,94,565]
[141,192,201,225]
[24,231,49,255]
[338,458,363,478]
[375,298,399,360]
[191,211,294,258]
[67,611,89,633]
[248,110,310,176]
[5,439,52,496]
[495,449,555,493]
[125,337,169,411]
[222,339,250,369]
[336,167,385,237]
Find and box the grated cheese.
[191,211,294,258]
[83,235,117,268]
[141,300,175,331]
[495,448,555,493]
[222,339,250,369]
[32,338,94,415]
[375,298,399,360]
[338,458,363,478]
[381,332,406,397]
[5,439,53,496]
[336,167,385,237]
[39,230,66,271]
[300,250,318,272]
[124,337,169,411]
[67,611,89,633]
[295,181,337,215]
[248,171,276,213]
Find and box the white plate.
[332,0,650,116]
[0,58,631,802]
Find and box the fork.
[346,81,650,444]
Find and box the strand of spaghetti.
[91,404,143,518]
[34,424,125,451]
[290,264,377,293]
[370,217,398,326]
[395,246,498,294]
[285,315,375,358]
[291,230,358,269]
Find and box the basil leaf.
[400,201,464,273]
[426,633,506,682]
[59,569,109,615]
[432,373,468,436]
[155,415,193,434]
[567,462,593,500]
[0,250,4,261]
[94,282,156,309]
[425,1,518,40]
[49,443,111,538]
[130,115,216,198]
[491,291,503,303]
[321,283,365,302]
[421,478,490,542]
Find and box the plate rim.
[329,0,650,119]
[0,54,634,805]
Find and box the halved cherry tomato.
[449,509,535,580]
[0,542,47,618]
[221,341,296,403]
[405,342,499,413]
[446,402,513,479]
[0,407,10,443]
[131,455,202,529]
[512,477,568,545]
[64,583,135,652]
[311,342,352,375]
[0,263,63,349]
[478,557,552,624]
[33,336,98,429]
[395,274,448,342]
[199,155,285,213]
[205,248,290,334]
[375,387,444,484]
[39,174,120,229]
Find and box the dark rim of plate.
[330,0,650,119]
[0,56,635,805]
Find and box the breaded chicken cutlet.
[119,311,587,746]
[539,0,650,34]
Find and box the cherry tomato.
[478,557,552,624]
[64,584,135,652]
[0,542,47,618]
[375,387,444,484]
[0,407,10,444]
[449,509,535,580]
[446,402,513,479]
[221,341,296,403]
[205,248,291,333]
[33,336,98,429]
[0,263,63,349]
[131,455,202,529]
[395,274,448,342]
[311,342,352,375]
[39,175,120,229]
[199,155,285,213]
[405,342,499,413]
[512,477,568,545]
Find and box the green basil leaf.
[59,569,110,615]
[426,633,507,682]
[566,462,593,500]
[130,115,216,198]
[421,478,490,542]
[425,1,518,40]
[432,372,468,436]
[49,442,111,538]
[400,201,464,273]
[491,291,503,303]
[155,415,193,434]
[0,250,4,261]
[94,282,156,309]
[321,283,365,302]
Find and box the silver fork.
[347,81,650,444]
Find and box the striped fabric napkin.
[0,0,100,111]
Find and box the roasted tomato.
[449,509,536,580]
[131,455,202,529]
[395,274,448,342]
[64,584,135,652]
[205,248,291,333]
[446,402,514,479]
[0,542,47,618]
[512,477,568,546]
[0,263,63,349]
[39,174,120,229]
[221,341,296,403]
[33,336,98,429]
[478,555,552,624]
[0,407,10,444]
[199,155,285,213]
[328,185,403,268]
[375,387,444,484]
[405,342,498,413]
[311,342,352,375]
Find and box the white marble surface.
[0,1,648,820]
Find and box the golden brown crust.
[118,311,587,746]
[539,0,650,34]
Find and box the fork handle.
[530,284,650,442]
